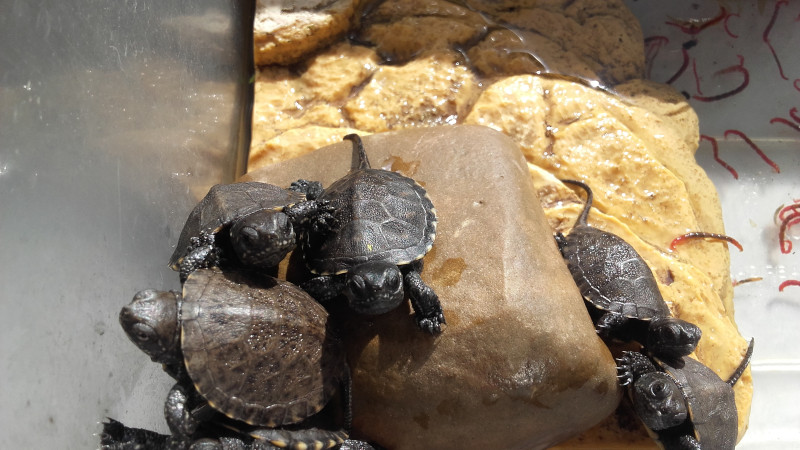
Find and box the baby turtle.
[301,134,444,335]
[120,268,350,449]
[100,418,380,450]
[169,180,332,282]
[555,179,702,360]
[616,339,754,449]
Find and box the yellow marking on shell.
[327,440,337,448]
[270,439,289,448]
[313,441,324,450]
[293,442,308,450]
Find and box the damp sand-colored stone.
[243,126,622,449]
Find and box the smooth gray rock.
[244,125,620,449]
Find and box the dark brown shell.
[304,168,436,275]
[180,268,343,427]
[561,224,671,320]
[169,182,304,270]
[657,357,738,448]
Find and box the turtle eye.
[386,270,402,291]
[649,379,670,399]
[131,323,155,343]
[239,226,260,244]
[349,275,367,295]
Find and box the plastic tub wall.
[0,1,254,448]
[627,1,800,447]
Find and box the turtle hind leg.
[404,260,445,335]
[250,428,347,450]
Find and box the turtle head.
[632,372,688,431]
[120,290,181,366]
[647,317,702,360]
[230,210,296,267]
[343,262,405,315]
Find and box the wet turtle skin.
[119,268,349,449]
[301,134,444,335]
[170,181,330,282]
[555,179,701,360]
[617,339,754,449]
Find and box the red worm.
[764,0,790,81]
[770,117,800,133]
[790,107,800,124]
[732,277,763,287]
[666,46,691,85]
[776,202,800,223]
[666,7,728,35]
[779,280,800,292]
[644,36,669,80]
[670,232,743,252]
[779,212,800,254]
[693,55,749,102]
[700,135,738,179]
[724,129,781,173]
[724,12,740,38]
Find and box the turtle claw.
[417,313,446,335]
[615,353,636,386]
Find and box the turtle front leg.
[288,179,324,200]
[284,200,337,235]
[179,232,220,283]
[404,260,445,335]
[595,311,629,340]
[100,417,174,450]
[164,383,214,439]
[554,232,568,256]
[615,351,657,386]
[300,275,346,304]
[659,433,701,450]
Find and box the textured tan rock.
[246,0,752,445]
[254,0,363,66]
[243,126,621,449]
[343,51,480,132]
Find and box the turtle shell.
[561,225,670,320]
[304,168,437,275]
[656,357,738,448]
[180,268,343,427]
[169,182,304,270]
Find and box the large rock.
[243,125,620,449]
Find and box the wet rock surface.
[244,125,621,449]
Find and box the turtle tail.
[344,134,371,170]
[561,179,593,227]
[727,338,755,386]
[250,427,348,450]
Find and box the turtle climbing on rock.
[119,268,350,449]
[555,179,702,360]
[170,180,334,282]
[300,134,444,335]
[616,339,754,449]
